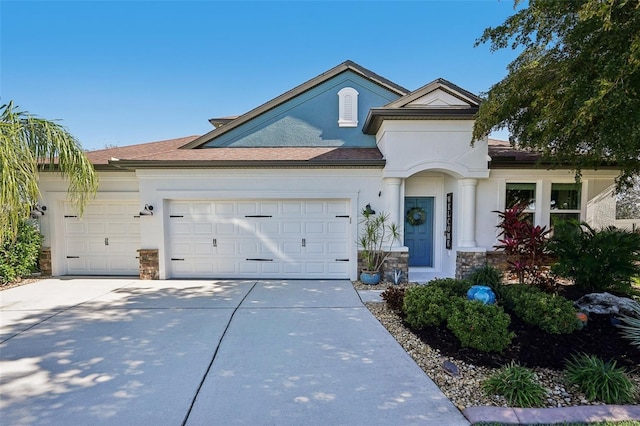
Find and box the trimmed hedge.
[502,285,578,334]
[447,300,514,353]
[0,221,43,284]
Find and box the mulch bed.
[406,281,640,371]
[412,312,640,371]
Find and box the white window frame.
[337,87,358,127]
[549,182,582,226]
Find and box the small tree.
[358,209,400,273]
[494,204,550,285]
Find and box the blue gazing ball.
[467,285,496,305]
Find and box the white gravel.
[364,300,640,410]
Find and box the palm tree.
[0,101,98,244]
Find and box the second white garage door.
[168,199,351,279]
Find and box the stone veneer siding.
[357,250,409,284]
[138,249,159,280]
[39,247,52,276]
[455,251,487,279]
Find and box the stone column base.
[138,249,159,280]
[39,247,52,276]
[455,250,486,279]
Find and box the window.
[338,87,358,127]
[550,183,581,226]
[506,183,535,223]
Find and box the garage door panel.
[170,202,191,215]
[191,203,213,215]
[86,223,106,235]
[259,222,279,234]
[327,242,349,255]
[214,202,235,215]
[193,223,214,234]
[194,242,214,255]
[216,222,235,234]
[282,222,302,234]
[238,262,259,274]
[282,202,302,215]
[303,202,325,215]
[327,222,348,235]
[239,241,259,255]
[304,222,325,234]
[169,199,351,279]
[328,201,349,215]
[284,263,303,274]
[282,241,302,255]
[304,242,325,255]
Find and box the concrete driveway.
[0,278,468,425]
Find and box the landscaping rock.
[574,292,640,317]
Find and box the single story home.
[36,60,620,282]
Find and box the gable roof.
[362,78,481,134]
[180,60,409,150]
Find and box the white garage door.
[63,201,141,275]
[168,200,351,279]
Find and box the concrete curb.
[463,405,640,424]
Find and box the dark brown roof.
[86,136,200,165]
[86,137,385,169]
[487,138,541,166]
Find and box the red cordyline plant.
[494,204,551,285]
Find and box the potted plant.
[358,207,400,285]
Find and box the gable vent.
[338,87,358,127]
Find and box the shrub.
[0,221,43,284]
[403,285,458,329]
[617,303,640,349]
[494,204,551,285]
[502,285,578,334]
[565,353,636,404]
[447,300,514,353]
[428,277,472,297]
[482,361,547,407]
[381,286,405,313]
[549,220,640,295]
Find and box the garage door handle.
[335,259,349,262]
[171,258,185,261]
[302,238,306,247]
[66,256,80,259]
[246,258,273,261]
[213,238,217,247]
[244,215,272,218]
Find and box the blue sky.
[1,1,521,151]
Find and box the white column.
[384,178,403,227]
[459,178,478,248]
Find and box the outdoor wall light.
[30,205,47,218]
[364,203,376,215]
[139,204,154,216]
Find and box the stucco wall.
[377,120,489,179]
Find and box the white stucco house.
[36,61,620,282]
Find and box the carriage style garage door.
[63,201,141,275]
[168,200,351,279]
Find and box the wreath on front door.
[406,206,426,226]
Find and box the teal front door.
[404,197,434,267]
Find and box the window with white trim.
[506,182,536,223]
[338,87,358,127]
[550,183,581,226]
